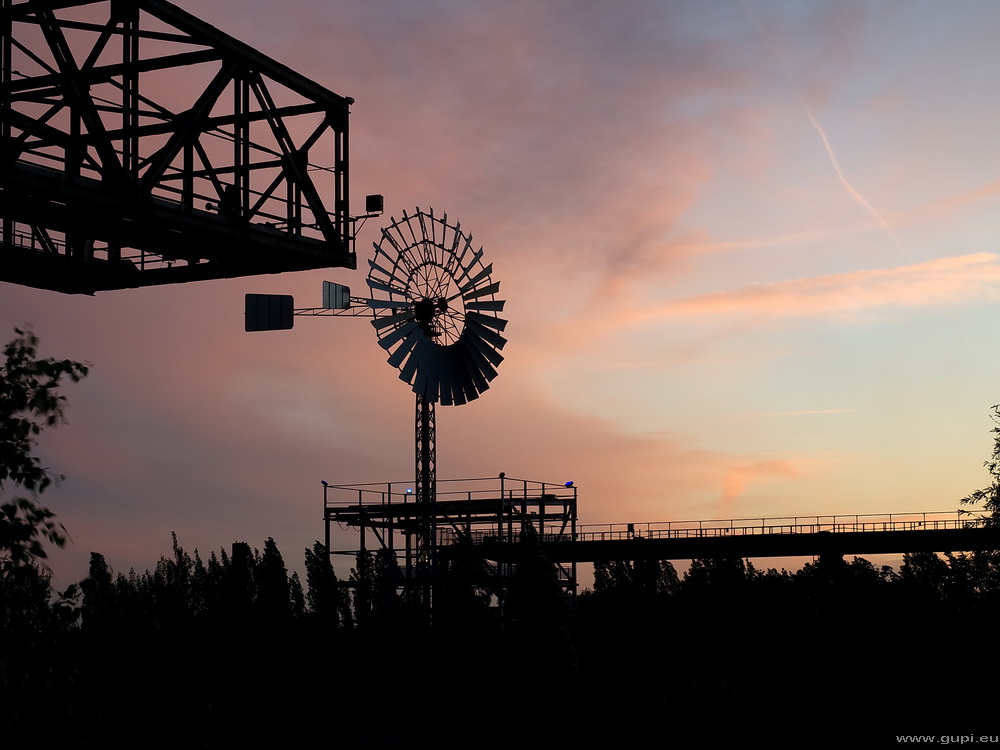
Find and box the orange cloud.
[632,253,1000,323]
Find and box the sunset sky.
[5,0,1000,586]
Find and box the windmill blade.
[399,336,431,385]
[368,278,409,296]
[463,328,505,368]
[447,345,478,405]
[374,239,414,277]
[463,282,501,301]
[457,342,491,395]
[413,345,442,403]
[446,217,460,255]
[455,248,485,284]
[390,330,431,371]
[368,257,398,281]
[379,320,419,352]
[465,299,506,312]
[372,310,416,330]
[458,263,493,293]
[427,207,438,249]
[379,226,405,256]
[464,317,508,351]
[448,233,475,276]
[418,211,429,245]
[466,310,508,332]
[461,340,499,383]
[402,209,422,249]
[450,346,483,403]
[438,350,457,406]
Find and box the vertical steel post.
[414,393,436,606]
[2,0,11,252]
[323,481,330,556]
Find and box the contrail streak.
[739,0,905,255]
[802,100,905,253]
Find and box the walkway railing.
[576,511,983,543]
[323,475,577,508]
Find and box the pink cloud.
[907,180,1000,226]
[749,409,853,417]
[719,459,797,515]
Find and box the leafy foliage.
[0,327,88,493]
[0,497,70,568]
[0,327,88,569]
[960,403,1000,524]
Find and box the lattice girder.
[1,0,354,293]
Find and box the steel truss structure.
[1,0,353,294]
[323,476,578,607]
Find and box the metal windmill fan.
[367,208,507,405]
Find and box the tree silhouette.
[80,552,115,629]
[304,541,348,626]
[0,328,88,739]
[683,556,758,594]
[256,536,292,624]
[0,561,57,631]
[956,405,1000,599]
[594,558,679,600]
[0,327,87,569]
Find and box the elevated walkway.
[481,512,999,562]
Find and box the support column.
[414,393,436,606]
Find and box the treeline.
[1,535,416,746]
[0,532,545,747]
[3,536,353,634]
[5,535,1000,746]
[589,547,1000,605]
[578,549,1000,746]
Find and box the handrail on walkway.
[575,511,983,543]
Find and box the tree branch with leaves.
[0,327,88,569]
[960,404,1000,527]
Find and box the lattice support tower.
[414,392,437,573]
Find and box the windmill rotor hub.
[414,297,442,337]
